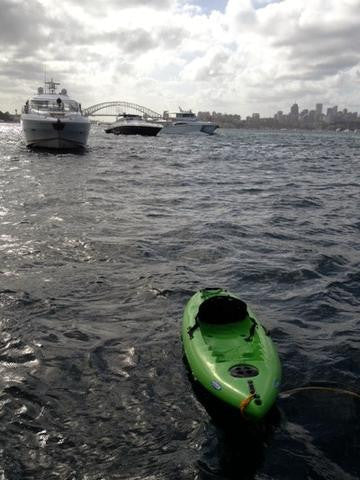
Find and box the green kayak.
[182,289,282,420]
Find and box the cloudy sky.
[1,0,360,116]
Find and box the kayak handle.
[245,317,257,342]
[187,321,199,339]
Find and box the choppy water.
[0,122,359,479]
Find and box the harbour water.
[0,123,359,479]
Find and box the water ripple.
[0,126,359,478]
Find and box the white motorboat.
[159,109,219,135]
[21,79,90,149]
[104,114,162,136]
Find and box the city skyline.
[1,0,360,116]
[1,99,359,125]
[247,100,358,120]
[196,99,360,129]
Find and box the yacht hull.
[105,125,161,136]
[21,116,90,149]
[200,124,219,135]
[159,122,218,135]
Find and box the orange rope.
[240,394,255,416]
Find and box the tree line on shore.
[0,110,19,122]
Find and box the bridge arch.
[82,101,162,118]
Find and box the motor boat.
[21,79,90,149]
[159,109,219,135]
[104,114,162,136]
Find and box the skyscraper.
[316,103,323,115]
[290,103,299,118]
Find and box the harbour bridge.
[82,101,162,118]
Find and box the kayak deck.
[203,323,264,363]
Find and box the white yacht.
[21,79,90,149]
[104,114,162,136]
[159,109,219,135]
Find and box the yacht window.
[30,99,79,112]
[176,112,195,118]
[30,100,50,112]
[63,100,79,112]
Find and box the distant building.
[315,103,323,122]
[325,107,334,123]
[315,103,323,115]
[290,103,299,118]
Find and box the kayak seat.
[196,296,248,325]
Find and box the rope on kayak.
[245,317,257,342]
[280,385,360,400]
[187,320,199,339]
[240,393,255,416]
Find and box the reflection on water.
[275,386,360,479]
[188,372,281,480]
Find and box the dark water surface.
[0,123,359,479]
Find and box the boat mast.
[45,78,60,94]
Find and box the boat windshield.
[176,112,196,119]
[30,99,80,113]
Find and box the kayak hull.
[181,289,282,420]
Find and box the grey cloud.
[279,56,360,83]
[0,0,40,44]
[117,30,157,54]
[269,15,360,80]
[113,60,133,76]
[0,59,44,80]
[104,0,173,8]
[0,1,163,60]
[65,25,185,55]
[309,55,357,77]
[274,23,360,54]
[284,47,360,81]
[53,26,158,55]
[194,51,231,81]
[287,39,360,63]
[0,59,76,97]
[65,0,174,15]
[0,0,81,72]
[228,4,257,27]
[252,0,282,7]
[0,0,51,49]
[249,82,324,105]
[156,26,186,49]
[0,0,183,75]
[104,29,157,54]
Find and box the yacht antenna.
[45,78,60,94]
